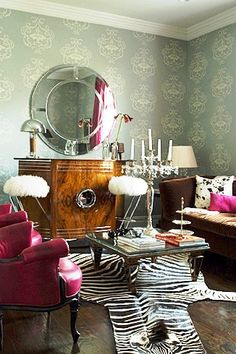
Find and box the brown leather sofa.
[159,176,236,260]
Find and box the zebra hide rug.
[69,253,236,354]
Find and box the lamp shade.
[172,146,197,168]
[20,119,46,133]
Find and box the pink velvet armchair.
[0,203,12,215]
[0,208,42,246]
[0,221,83,350]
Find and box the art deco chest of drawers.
[16,158,123,239]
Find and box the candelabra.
[123,149,178,236]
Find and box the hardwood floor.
[188,253,236,354]
[1,251,235,354]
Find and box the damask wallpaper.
[187,27,236,175]
[0,6,235,204]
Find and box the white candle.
[158,139,161,161]
[130,138,135,160]
[167,139,173,161]
[148,129,152,151]
[141,140,145,160]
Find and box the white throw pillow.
[194,175,234,209]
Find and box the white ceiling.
[2,0,236,39]
[44,0,236,27]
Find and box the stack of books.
[155,231,206,247]
[118,235,165,250]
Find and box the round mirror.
[29,65,117,155]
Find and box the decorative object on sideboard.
[110,141,118,160]
[117,142,124,160]
[102,137,110,160]
[114,113,133,142]
[110,142,125,160]
[122,129,178,236]
[20,119,46,158]
[110,113,133,160]
[172,145,197,177]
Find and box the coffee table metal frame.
[86,232,210,294]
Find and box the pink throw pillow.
[208,193,236,213]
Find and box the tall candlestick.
[122,133,178,237]
[148,129,152,151]
[141,140,145,160]
[130,138,135,160]
[157,139,161,162]
[167,139,172,161]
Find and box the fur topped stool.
[108,175,148,229]
[3,175,50,221]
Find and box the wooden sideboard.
[16,159,123,239]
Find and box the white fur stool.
[108,175,148,229]
[3,175,50,219]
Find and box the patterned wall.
[0,7,187,203]
[0,7,235,205]
[187,25,236,175]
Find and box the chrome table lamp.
[20,119,46,158]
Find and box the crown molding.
[1,0,235,41]
[187,7,236,40]
[0,0,187,40]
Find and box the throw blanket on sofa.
[183,207,219,215]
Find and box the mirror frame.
[29,65,116,155]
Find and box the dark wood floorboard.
[1,251,235,354]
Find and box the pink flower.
[114,113,133,142]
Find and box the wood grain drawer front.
[53,160,116,237]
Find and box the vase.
[117,143,124,160]
[111,142,118,160]
[102,137,110,160]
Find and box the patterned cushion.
[194,175,234,209]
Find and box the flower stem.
[115,116,123,142]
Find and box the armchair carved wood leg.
[0,312,3,351]
[47,311,51,328]
[70,294,80,343]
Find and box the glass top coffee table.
[85,231,210,294]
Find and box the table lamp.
[172,145,197,176]
[20,119,46,158]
